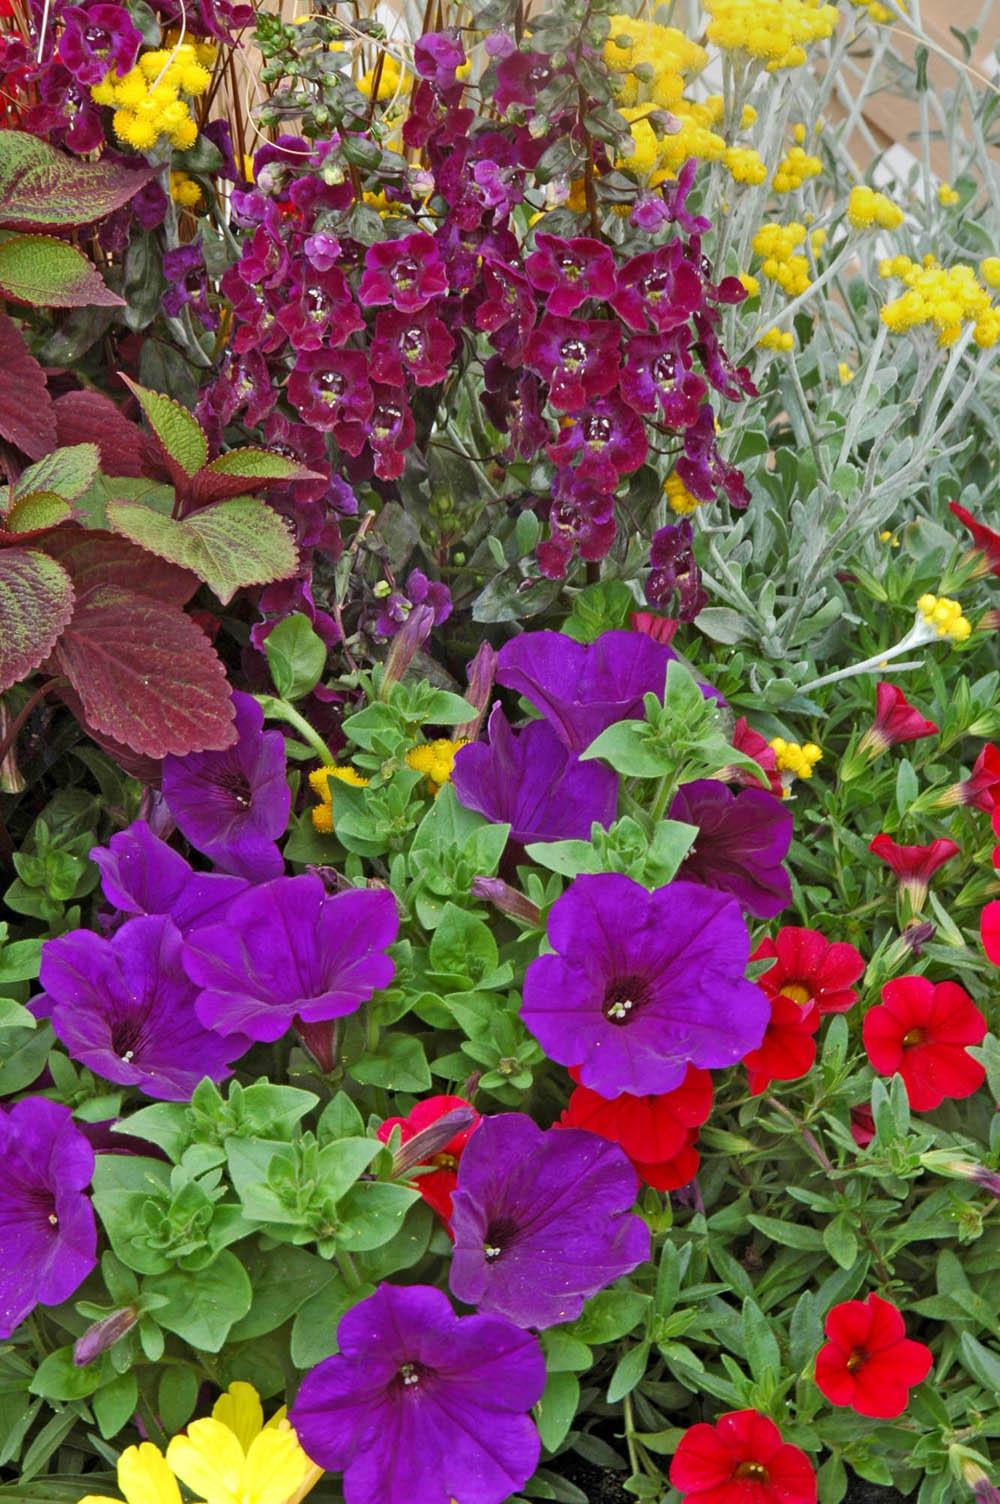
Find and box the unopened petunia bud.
[391,1106,478,1177]
[73,1306,139,1366]
[470,877,541,926]
[455,643,496,743]
[381,603,435,689]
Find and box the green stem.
[336,1249,363,1290]
[256,695,337,766]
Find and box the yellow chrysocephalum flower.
[918,593,972,642]
[772,145,822,192]
[665,471,701,515]
[406,739,469,794]
[358,53,409,100]
[880,529,900,546]
[758,326,794,351]
[80,1443,181,1504]
[937,182,960,206]
[603,15,706,109]
[653,101,726,174]
[880,257,999,347]
[739,272,760,298]
[704,0,838,71]
[724,145,768,185]
[770,737,823,782]
[617,108,664,176]
[94,42,211,152]
[838,361,855,383]
[309,763,369,834]
[810,228,826,257]
[847,184,904,230]
[792,121,807,143]
[167,1383,322,1504]
[170,170,202,207]
[980,257,1000,290]
[751,221,811,296]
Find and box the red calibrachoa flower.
[727,717,783,798]
[949,500,1000,577]
[814,1293,933,1418]
[669,1409,817,1504]
[982,900,1000,965]
[850,1104,876,1148]
[862,976,987,1110]
[868,834,960,911]
[376,1095,480,1226]
[936,743,1000,813]
[742,994,821,1096]
[560,1065,713,1191]
[630,610,679,646]
[859,683,939,758]
[752,927,865,1015]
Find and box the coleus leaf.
[190,448,327,506]
[54,391,145,478]
[0,546,75,693]
[119,375,207,479]
[0,233,125,309]
[10,444,100,504]
[41,529,198,605]
[3,492,74,534]
[106,494,298,605]
[54,585,237,757]
[0,313,57,459]
[0,131,156,231]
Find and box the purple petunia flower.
[449,1114,650,1328]
[375,569,452,639]
[524,233,618,316]
[521,872,768,1097]
[358,233,448,314]
[58,3,142,85]
[495,629,676,754]
[0,1098,97,1338]
[668,780,793,919]
[37,915,250,1101]
[182,874,399,1042]
[524,314,621,412]
[161,692,290,882]
[289,1282,545,1504]
[453,705,617,846]
[90,820,248,934]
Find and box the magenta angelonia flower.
[276,266,364,353]
[413,29,467,87]
[37,915,250,1100]
[370,307,455,387]
[521,873,768,1097]
[182,874,399,1042]
[495,628,676,754]
[90,820,248,934]
[547,394,648,492]
[286,350,373,452]
[524,233,618,316]
[668,780,793,920]
[453,705,617,846]
[289,1282,545,1504]
[358,233,448,314]
[0,1098,97,1338]
[620,334,706,427]
[449,1114,650,1328]
[161,691,290,882]
[58,3,142,85]
[524,314,621,412]
[610,244,704,333]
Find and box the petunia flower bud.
[455,642,496,743]
[381,603,435,689]
[470,876,541,926]
[73,1306,139,1366]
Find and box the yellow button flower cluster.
[358,53,409,101]
[979,257,1000,290]
[655,99,727,174]
[773,146,822,192]
[918,593,972,642]
[705,0,839,70]
[879,256,1000,347]
[937,182,960,207]
[847,0,902,22]
[603,16,706,109]
[169,170,202,207]
[838,361,855,383]
[770,737,823,778]
[758,326,794,351]
[725,145,768,185]
[847,184,904,230]
[751,221,811,296]
[739,272,761,297]
[309,763,369,834]
[664,471,701,515]
[92,41,215,152]
[617,109,665,176]
[405,738,469,794]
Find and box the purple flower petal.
[90,820,249,933]
[669,780,793,919]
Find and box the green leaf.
[157,1367,200,1435]
[92,1373,138,1440]
[741,1298,781,1382]
[695,607,750,645]
[228,1245,335,1342]
[91,1154,173,1275]
[607,1342,650,1402]
[747,1214,825,1250]
[0,131,155,230]
[823,1216,859,1271]
[0,234,124,308]
[0,547,75,694]
[561,581,635,643]
[107,495,297,605]
[205,448,322,482]
[30,1347,111,1400]
[959,1332,1000,1392]
[524,839,603,878]
[579,718,666,777]
[536,1371,580,1453]
[568,1289,650,1345]
[264,612,328,700]
[118,377,208,476]
[349,1035,431,1092]
[144,1250,252,1351]
[290,1277,374,1369]
[4,493,73,532]
[10,444,99,505]
[429,903,499,978]
[336,1180,420,1251]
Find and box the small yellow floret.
[170,171,203,207]
[664,471,701,515]
[758,326,794,351]
[838,361,855,384]
[937,182,960,207]
[770,736,823,781]
[848,184,904,230]
[405,738,469,793]
[918,593,972,642]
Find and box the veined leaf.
[119,376,207,477]
[0,132,156,231]
[0,547,75,693]
[204,448,326,482]
[0,313,56,459]
[42,530,197,605]
[0,234,124,308]
[107,495,298,604]
[11,443,99,504]
[54,390,145,477]
[3,492,74,534]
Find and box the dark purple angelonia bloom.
[548,394,648,492]
[290,1283,544,1504]
[367,383,417,481]
[162,243,217,329]
[358,233,448,314]
[677,405,751,509]
[620,334,706,426]
[538,473,617,578]
[495,629,676,754]
[494,48,553,111]
[414,28,466,88]
[521,873,768,1097]
[481,362,549,460]
[525,233,618,316]
[611,244,704,333]
[475,259,537,345]
[183,874,399,1042]
[161,691,290,882]
[58,2,142,84]
[370,307,455,387]
[38,915,250,1100]
[287,350,373,452]
[524,314,620,412]
[647,520,709,620]
[277,266,364,353]
[375,569,452,639]
[0,1098,97,1338]
[449,1114,650,1328]
[453,706,617,846]
[669,780,793,919]
[695,309,757,403]
[90,820,248,934]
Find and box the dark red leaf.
[53,391,145,477]
[0,313,57,459]
[42,529,198,605]
[56,682,165,784]
[0,545,74,693]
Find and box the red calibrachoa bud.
[936,743,1000,812]
[751,927,865,1015]
[560,1065,713,1191]
[669,1409,817,1504]
[859,683,939,758]
[949,500,1000,578]
[862,976,987,1110]
[982,900,1000,965]
[630,609,679,646]
[814,1293,933,1417]
[742,993,821,1095]
[868,834,960,911]
[377,1095,481,1227]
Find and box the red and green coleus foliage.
[0,381,321,760]
[0,130,155,309]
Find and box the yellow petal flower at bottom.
[168,1417,313,1504]
[211,1381,263,1454]
[81,1442,183,1504]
